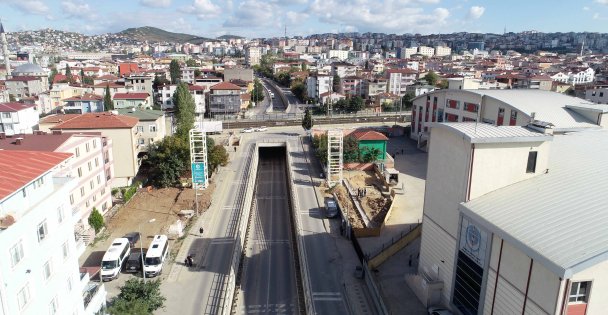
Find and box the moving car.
[123,232,140,248]
[254,126,267,132]
[427,307,454,315]
[241,127,254,133]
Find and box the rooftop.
[431,123,553,144]
[51,112,139,129]
[116,108,164,121]
[0,132,73,151]
[210,82,241,90]
[0,150,72,201]
[63,93,103,102]
[461,129,608,277]
[350,130,389,141]
[0,102,36,112]
[113,92,149,100]
[39,114,81,125]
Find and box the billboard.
[191,162,206,184]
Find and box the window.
[17,284,30,310]
[67,276,72,291]
[526,151,538,173]
[77,167,82,177]
[569,281,591,303]
[95,157,99,167]
[93,139,97,148]
[62,241,69,259]
[137,126,144,132]
[86,200,90,207]
[57,206,64,223]
[97,174,101,185]
[138,138,145,145]
[600,92,604,98]
[90,180,94,190]
[101,187,106,195]
[149,124,157,132]
[69,194,74,205]
[86,143,90,152]
[38,220,49,242]
[93,194,97,202]
[43,260,52,280]
[80,186,85,197]
[75,147,80,157]
[49,296,58,315]
[10,241,24,267]
[88,161,92,171]
[22,188,27,198]
[2,112,10,118]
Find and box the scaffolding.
[189,129,208,216]
[327,130,343,188]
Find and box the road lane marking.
[312,292,343,301]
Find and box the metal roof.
[565,104,608,113]
[431,122,553,144]
[460,129,608,277]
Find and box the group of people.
[184,255,194,267]
[357,187,368,198]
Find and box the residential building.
[112,92,151,109]
[410,89,605,150]
[42,113,140,187]
[0,150,106,315]
[417,46,435,57]
[586,88,608,104]
[91,82,127,98]
[194,76,223,90]
[399,47,418,59]
[0,102,39,135]
[413,122,608,315]
[62,93,104,114]
[406,83,436,97]
[434,46,452,57]
[306,75,333,101]
[320,91,346,105]
[387,68,418,96]
[224,68,254,82]
[117,108,167,150]
[207,82,242,115]
[245,46,262,66]
[125,75,153,96]
[5,76,46,98]
[332,62,357,78]
[342,76,366,98]
[50,84,87,109]
[181,67,197,84]
[366,78,388,98]
[159,84,206,119]
[328,50,349,61]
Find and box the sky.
[1,0,608,38]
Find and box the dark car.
[124,251,144,273]
[123,232,141,248]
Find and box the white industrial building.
[0,150,106,315]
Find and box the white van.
[143,235,169,277]
[101,238,131,281]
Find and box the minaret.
[0,20,10,77]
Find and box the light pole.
[140,218,156,282]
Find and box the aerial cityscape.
[1,1,608,315]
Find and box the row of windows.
[74,139,98,158]
[136,125,157,132]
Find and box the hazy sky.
[1,0,608,38]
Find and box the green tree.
[401,92,415,111]
[65,67,74,84]
[186,59,198,67]
[80,68,85,83]
[381,101,394,112]
[172,82,196,140]
[107,279,166,315]
[275,71,291,86]
[194,69,202,78]
[88,207,104,234]
[312,134,328,164]
[302,108,313,130]
[153,75,170,91]
[169,60,181,84]
[291,81,306,102]
[208,144,229,175]
[423,71,439,86]
[104,84,114,111]
[49,68,58,87]
[348,96,364,112]
[332,74,341,93]
[362,147,382,163]
[437,80,449,89]
[333,99,348,112]
[343,136,360,162]
[251,78,265,103]
[146,136,190,188]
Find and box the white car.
[241,127,254,133]
[427,307,454,315]
[254,126,268,132]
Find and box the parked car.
[241,127,254,133]
[123,232,141,248]
[427,307,454,315]
[124,251,144,274]
[254,126,268,132]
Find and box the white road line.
[210,239,235,245]
[312,292,343,301]
[249,239,289,244]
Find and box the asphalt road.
[262,78,288,112]
[237,147,300,314]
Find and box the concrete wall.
[568,258,608,314]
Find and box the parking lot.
[79,186,214,298]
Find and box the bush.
[88,208,104,234]
[111,188,119,196]
[107,278,166,315]
[123,186,137,202]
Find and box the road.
[236,147,300,314]
[261,78,288,112]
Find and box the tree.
[80,68,85,83]
[65,67,74,84]
[437,80,449,89]
[208,145,229,175]
[185,59,198,67]
[251,78,265,103]
[107,279,166,315]
[194,69,202,78]
[343,136,360,162]
[169,60,181,84]
[275,71,291,86]
[332,74,341,93]
[302,108,313,130]
[88,207,104,234]
[423,71,439,86]
[172,82,196,140]
[401,92,415,111]
[49,68,58,87]
[362,147,382,163]
[291,81,306,102]
[145,136,189,188]
[333,99,348,112]
[153,75,170,91]
[104,84,114,111]
[312,134,328,164]
[348,96,364,112]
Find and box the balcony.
[83,281,106,313]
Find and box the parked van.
[101,238,131,281]
[143,235,169,277]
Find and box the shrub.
[123,186,137,202]
[88,207,104,234]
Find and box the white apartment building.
[0,150,106,315]
[401,47,418,59]
[180,67,197,84]
[332,62,357,78]
[117,108,168,151]
[410,90,605,149]
[387,69,418,96]
[434,46,452,57]
[413,121,608,315]
[328,50,349,61]
[551,68,595,86]
[417,46,435,57]
[0,102,39,135]
[159,84,206,117]
[306,75,333,100]
[245,46,262,66]
[585,88,608,104]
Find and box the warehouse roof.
[431,123,553,144]
[460,129,608,277]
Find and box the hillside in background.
[118,26,214,44]
[217,34,244,40]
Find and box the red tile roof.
[386,68,418,74]
[350,130,388,141]
[39,114,81,125]
[93,82,124,88]
[53,74,81,84]
[112,92,149,100]
[6,76,39,82]
[51,112,139,129]
[0,133,73,151]
[0,102,36,112]
[0,150,72,200]
[210,82,241,90]
[188,84,206,91]
[63,93,103,102]
[96,74,119,80]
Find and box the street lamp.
[140,218,156,282]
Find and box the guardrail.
[285,141,314,315]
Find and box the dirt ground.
[81,184,215,273]
[332,170,392,228]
